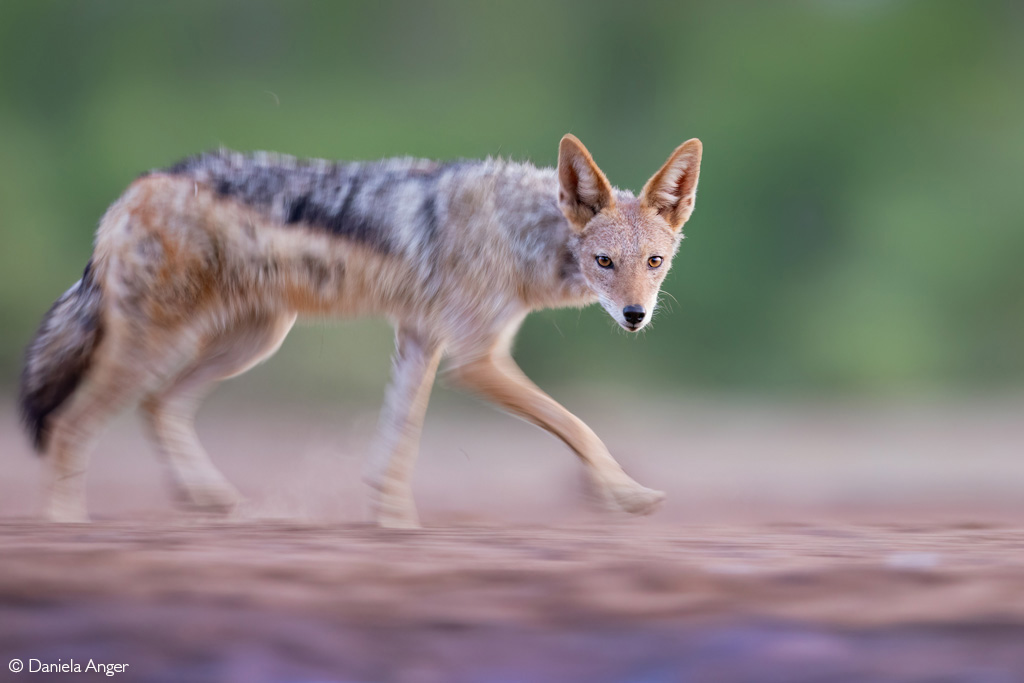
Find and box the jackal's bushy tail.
[19,261,104,452]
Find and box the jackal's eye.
[648,256,663,268]
[596,255,613,269]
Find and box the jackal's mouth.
[598,298,646,332]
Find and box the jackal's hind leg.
[44,378,137,523]
[364,327,443,529]
[42,325,206,523]
[140,313,296,513]
[450,349,665,517]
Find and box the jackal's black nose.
[623,305,645,325]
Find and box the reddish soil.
[1,397,1023,681]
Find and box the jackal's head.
[558,134,702,332]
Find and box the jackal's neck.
[548,232,597,309]
[497,168,597,311]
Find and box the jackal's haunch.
[19,134,702,526]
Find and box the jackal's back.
[161,150,469,257]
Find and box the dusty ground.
[2,395,1024,682]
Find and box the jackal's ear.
[558,134,615,231]
[641,139,702,232]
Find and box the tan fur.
[558,134,616,229]
[31,135,702,526]
[641,138,702,230]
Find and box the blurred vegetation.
[1,1,1022,399]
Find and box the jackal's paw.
[368,488,421,529]
[589,478,666,517]
[177,483,244,515]
[376,509,421,530]
[44,498,90,524]
[610,483,666,516]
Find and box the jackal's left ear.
[641,139,702,232]
[558,134,615,231]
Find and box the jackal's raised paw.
[585,475,666,517]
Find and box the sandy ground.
[2,394,1024,682]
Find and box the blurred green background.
[1,1,1022,400]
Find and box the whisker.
[656,291,676,315]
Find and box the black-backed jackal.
[20,135,702,527]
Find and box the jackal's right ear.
[558,134,615,231]
[641,139,702,232]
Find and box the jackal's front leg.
[450,351,665,516]
[364,328,443,528]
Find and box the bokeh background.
[1,0,1022,402]
[3,8,1024,679]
